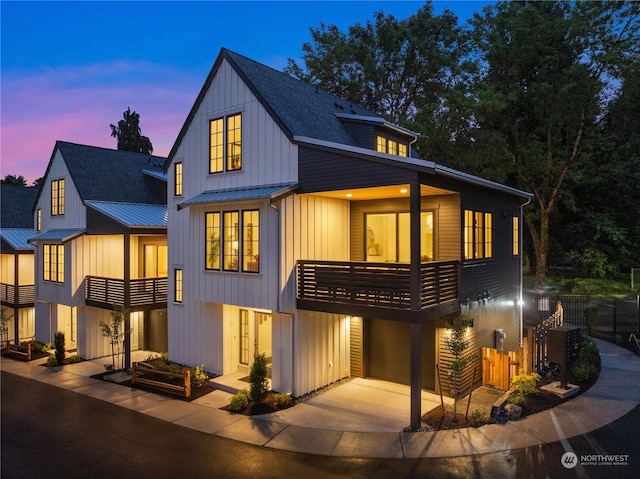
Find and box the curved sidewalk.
[2,338,639,458]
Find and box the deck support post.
[409,176,422,430]
[124,232,131,370]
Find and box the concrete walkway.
[2,338,638,458]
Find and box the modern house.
[1,184,38,345]
[164,48,532,428]
[31,142,168,365]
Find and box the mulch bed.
[220,392,294,415]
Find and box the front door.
[238,310,272,374]
[57,304,76,351]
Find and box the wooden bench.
[1,342,32,360]
[131,361,191,398]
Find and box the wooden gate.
[482,347,522,390]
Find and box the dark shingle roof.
[166,48,406,168]
[1,184,38,228]
[55,142,166,205]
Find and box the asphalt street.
[2,371,639,479]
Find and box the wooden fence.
[131,361,191,398]
[482,347,523,390]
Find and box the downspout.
[519,196,533,346]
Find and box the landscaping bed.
[2,340,50,362]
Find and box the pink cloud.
[1,61,201,184]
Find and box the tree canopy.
[287,0,640,286]
[109,107,153,154]
[1,175,27,186]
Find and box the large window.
[464,210,493,260]
[174,269,183,303]
[209,113,242,173]
[174,162,183,196]
[51,179,65,216]
[43,244,64,283]
[365,211,434,263]
[205,209,259,273]
[376,135,408,157]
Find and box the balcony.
[85,276,168,310]
[0,283,35,307]
[297,260,460,321]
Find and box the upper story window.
[174,268,183,303]
[513,216,519,256]
[43,244,64,283]
[376,135,408,157]
[464,210,493,260]
[209,113,242,174]
[205,209,259,273]
[174,162,183,196]
[51,179,65,216]
[37,209,42,232]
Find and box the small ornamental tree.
[443,313,477,418]
[99,306,131,370]
[249,353,269,404]
[54,331,65,366]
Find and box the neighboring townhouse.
[0,184,38,345]
[32,142,168,365]
[164,48,532,427]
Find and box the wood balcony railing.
[297,260,460,320]
[85,276,168,310]
[0,283,35,307]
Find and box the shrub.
[54,331,65,365]
[508,392,526,406]
[572,361,597,383]
[47,355,58,367]
[249,353,269,404]
[470,409,486,426]
[512,370,540,395]
[229,389,251,412]
[273,393,293,408]
[192,365,208,387]
[571,338,600,383]
[69,355,81,364]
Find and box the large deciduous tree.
[469,0,639,288]
[110,107,153,154]
[285,2,474,161]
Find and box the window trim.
[174,162,183,196]
[37,209,42,232]
[464,209,493,260]
[51,178,65,216]
[174,268,183,303]
[513,216,519,256]
[43,243,64,283]
[376,135,408,157]
[209,112,242,174]
[204,208,260,274]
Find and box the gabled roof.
[1,184,37,228]
[34,142,167,211]
[165,48,416,169]
[85,201,168,228]
[0,228,34,251]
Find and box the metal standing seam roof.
[178,183,298,209]
[85,201,168,228]
[29,229,85,243]
[0,228,35,250]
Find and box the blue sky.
[1,1,491,183]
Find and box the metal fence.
[524,293,640,354]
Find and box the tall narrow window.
[205,212,221,270]
[223,211,239,271]
[37,209,42,232]
[51,179,65,216]
[227,114,242,170]
[464,210,474,260]
[174,162,183,196]
[464,210,492,260]
[43,244,50,281]
[174,269,183,303]
[239,310,249,365]
[242,210,260,272]
[484,213,493,258]
[513,216,519,255]
[209,118,224,173]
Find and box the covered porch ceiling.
[312,184,456,201]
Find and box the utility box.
[548,326,581,388]
[495,328,506,352]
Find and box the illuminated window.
[205,212,221,270]
[513,216,519,256]
[51,179,65,216]
[464,210,492,260]
[205,209,260,273]
[210,113,242,173]
[37,209,42,232]
[174,162,183,196]
[376,135,408,157]
[43,244,64,283]
[174,269,183,303]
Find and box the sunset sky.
[1,1,489,184]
